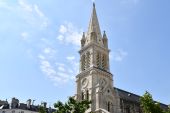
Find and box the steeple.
[85,3,103,46]
[76,4,121,113]
[87,3,101,36]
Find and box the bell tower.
[76,3,121,113]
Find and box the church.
[74,3,168,113]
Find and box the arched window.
[81,55,86,71]
[82,92,84,100]
[101,54,105,69]
[86,90,89,100]
[108,102,110,112]
[96,52,101,68]
[126,106,130,113]
[86,52,90,69]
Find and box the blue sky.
[0,0,170,106]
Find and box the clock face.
[81,78,88,88]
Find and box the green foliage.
[54,97,91,113]
[140,91,170,113]
[38,106,46,113]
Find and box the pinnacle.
[87,3,102,38]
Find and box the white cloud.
[18,0,49,28]
[0,1,13,10]
[21,32,29,41]
[55,63,65,67]
[42,47,57,59]
[57,22,83,46]
[40,60,56,76]
[58,66,65,72]
[34,4,44,17]
[43,47,55,54]
[112,49,128,62]
[38,54,46,60]
[38,53,77,86]
[18,0,33,12]
[59,25,67,34]
[57,35,64,41]
[66,56,75,61]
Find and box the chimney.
[26,99,31,109]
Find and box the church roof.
[114,87,168,110]
[115,87,141,103]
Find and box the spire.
[81,32,86,47]
[103,31,108,48]
[87,3,102,39]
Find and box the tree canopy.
[140,91,170,113]
[54,97,91,113]
[38,106,46,113]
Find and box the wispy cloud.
[38,54,77,86]
[18,0,49,28]
[21,32,29,41]
[18,0,33,12]
[66,56,75,61]
[0,1,13,10]
[56,22,83,46]
[1,0,78,87]
[112,49,128,62]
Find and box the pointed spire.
[103,31,108,48]
[87,3,102,39]
[82,32,85,39]
[103,31,107,39]
[81,32,86,47]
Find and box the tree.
[38,106,46,113]
[140,91,170,113]
[54,97,91,113]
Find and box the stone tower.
[76,3,121,113]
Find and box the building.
[0,98,55,113]
[75,3,168,113]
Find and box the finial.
[83,32,85,37]
[93,2,95,7]
[103,30,107,39]
[82,32,85,39]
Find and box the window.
[96,52,101,68]
[81,55,86,71]
[126,106,130,113]
[101,54,107,69]
[108,102,110,112]
[86,90,89,100]
[86,52,90,68]
[82,92,84,100]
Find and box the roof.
[115,87,141,103]
[114,87,168,109]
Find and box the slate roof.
[114,87,168,110]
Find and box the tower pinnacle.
[87,3,102,42]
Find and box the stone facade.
[75,3,121,113]
[75,3,168,113]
